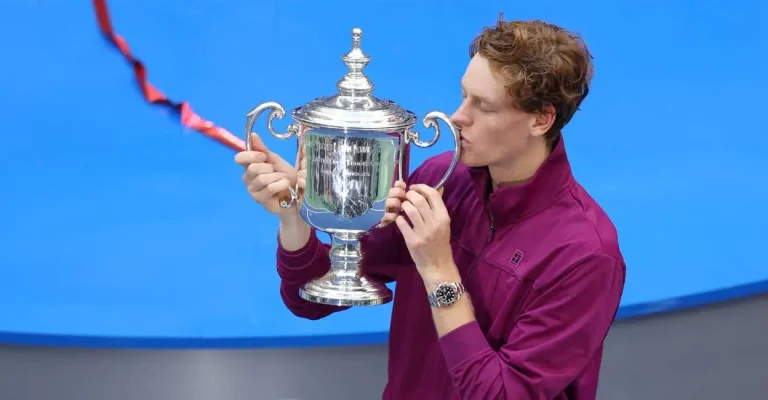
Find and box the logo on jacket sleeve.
[510,249,524,266]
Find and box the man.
[236,16,625,400]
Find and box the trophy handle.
[407,111,461,190]
[245,101,301,209]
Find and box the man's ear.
[530,104,556,138]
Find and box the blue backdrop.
[0,0,766,348]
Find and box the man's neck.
[488,140,551,190]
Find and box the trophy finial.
[352,27,362,44]
[337,27,373,98]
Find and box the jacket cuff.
[276,229,321,271]
[438,320,494,370]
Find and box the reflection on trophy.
[245,28,461,307]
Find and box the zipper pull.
[488,214,495,243]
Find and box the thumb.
[269,150,295,174]
[249,133,268,153]
[249,133,290,171]
[438,187,445,197]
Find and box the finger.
[394,180,407,190]
[379,197,402,227]
[410,184,447,216]
[249,172,287,193]
[265,177,291,195]
[409,184,442,207]
[243,162,274,184]
[395,215,417,242]
[384,197,401,213]
[409,184,449,224]
[389,186,406,201]
[378,212,397,227]
[234,151,268,167]
[405,190,433,223]
[401,200,424,231]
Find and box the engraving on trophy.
[301,130,398,230]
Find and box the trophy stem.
[299,231,393,307]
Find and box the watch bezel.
[429,282,465,307]
[435,283,458,305]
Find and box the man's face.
[450,55,543,169]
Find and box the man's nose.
[451,105,469,128]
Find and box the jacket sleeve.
[437,254,625,399]
[276,221,407,320]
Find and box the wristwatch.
[428,282,466,307]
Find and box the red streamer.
[92,0,251,153]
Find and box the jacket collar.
[468,136,574,228]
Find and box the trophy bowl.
[245,28,460,307]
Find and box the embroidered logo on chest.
[510,249,524,266]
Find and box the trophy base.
[299,271,393,307]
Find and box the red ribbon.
[92,0,251,153]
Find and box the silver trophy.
[245,28,460,307]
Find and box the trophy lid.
[292,28,417,132]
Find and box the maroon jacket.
[276,137,626,399]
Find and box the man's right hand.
[235,135,298,217]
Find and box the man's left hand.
[395,184,457,285]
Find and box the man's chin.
[459,153,485,168]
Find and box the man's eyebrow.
[462,84,496,105]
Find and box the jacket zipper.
[485,181,496,245]
[487,211,495,244]
[467,208,495,276]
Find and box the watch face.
[435,284,457,305]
